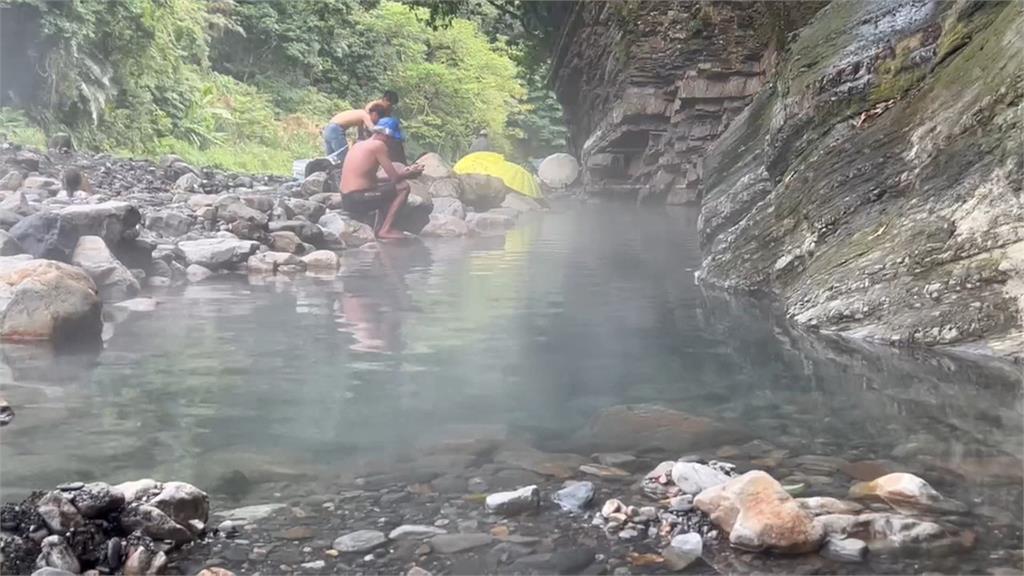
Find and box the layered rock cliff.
[553,0,1023,358]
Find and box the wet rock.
[71,235,140,301]
[121,503,192,542]
[466,211,515,236]
[178,238,258,270]
[318,212,374,247]
[332,530,387,553]
[0,258,101,342]
[31,569,77,576]
[579,464,629,479]
[695,470,824,554]
[500,194,543,213]
[594,453,636,467]
[186,264,213,282]
[0,395,13,426]
[553,481,595,512]
[148,481,208,532]
[196,569,235,576]
[68,482,124,519]
[581,404,747,452]
[282,198,325,223]
[641,461,677,498]
[671,461,731,494]
[457,174,507,210]
[268,220,323,246]
[301,250,339,270]
[416,153,453,179]
[493,446,588,479]
[428,533,494,554]
[796,497,864,517]
[59,201,141,246]
[214,503,286,525]
[421,214,469,237]
[247,252,303,274]
[388,525,447,540]
[9,213,78,261]
[35,535,80,574]
[0,191,32,215]
[814,512,969,554]
[601,498,625,517]
[821,537,867,563]
[406,566,432,576]
[269,231,304,254]
[215,197,268,227]
[428,178,462,199]
[848,473,966,514]
[486,485,540,515]
[430,197,466,219]
[510,547,595,573]
[662,532,702,571]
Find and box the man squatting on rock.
[340,117,423,240]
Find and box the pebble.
[406,567,432,576]
[601,498,625,517]
[467,477,489,493]
[56,482,85,492]
[485,485,540,515]
[279,526,315,540]
[433,519,450,527]
[332,530,387,553]
[553,481,595,512]
[388,525,447,540]
[428,533,494,554]
[618,528,639,540]
[300,560,325,569]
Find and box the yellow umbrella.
[453,152,543,199]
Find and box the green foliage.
[8,0,565,173]
[0,108,48,148]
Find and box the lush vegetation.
[1,0,566,173]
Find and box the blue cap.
[373,117,404,141]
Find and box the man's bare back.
[341,139,393,193]
[329,109,375,131]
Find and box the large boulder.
[428,178,462,199]
[457,173,508,210]
[537,153,580,188]
[0,171,24,191]
[145,210,194,238]
[421,214,469,238]
[177,238,258,270]
[214,196,268,226]
[695,470,824,554]
[282,198,325,223]
[58,201,141,246]
[0,190,33,216]
[318,212,374,247]
[71,236,140,301]
[9,213,78,261]
[417,153,454,179]
[431,197,466,219]
[0,258,102,342]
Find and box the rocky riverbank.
[5,411,1017,576]
[0,142,541,346]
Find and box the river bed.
[1,204,1021,574]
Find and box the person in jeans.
[323,102,387,165]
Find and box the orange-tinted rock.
[580,404,748,452]
[848,473,966,514]
[695,470,824,554]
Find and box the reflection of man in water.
[336,242,431,354]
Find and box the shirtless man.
[323,102,387,164]
[341,117,423,240]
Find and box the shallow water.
[1,204,1022,573]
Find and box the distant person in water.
[341,117,423,240]
[468,129,491,153]
[323,102,387,165]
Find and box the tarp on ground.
[452,152,543,199]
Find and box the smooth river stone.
[333,529,387,553]
[429,533,494,554]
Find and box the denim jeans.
[323,123,348,162]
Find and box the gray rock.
[120,504,193,543]
[387,525,447,540]
[318,212,374,247]
[466,211,515,236]
[428,533,494,554]
[500,193,543,213]
[457,174,507,210]
[430,197,466,219]
[417,153,453,179]
[268,220,324,246]
[0,258,102,342]
[332,530,387,553]
[0,190,31,215]
[113,479,160,503]
[34,535,80,574]
[421,214,469,237]
[145,211,194,238]
[671,461,730,494]
[0,171,24,191]
[69,482,125,519]
[552,481,595,512]
[186,264,213,282]
[239,194,274,213]
[269,231,304,254]
[301,250,339,270]
[214,503,287,525]
[428,178,462,199]
[282,198,325,223]
[0,230,24,256]
[178,238,258,269]
[9,213,78,261]
[148,481,209,532]
[173,173,203,193]
[298,172,329,198]
[36,490,85,534]
[71,235,140,301]
[821,537,867,562]
[31,569,77,576]
[247,252,304,274]
[537,153,579,188]
[215,197,268,227]
[59,201,141,246]
[486,485,540,515]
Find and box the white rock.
[178,238,259,269]
[485,485,540,515]
[318,212,375,247]
[186,264,213,283]
[332,529,388,552]
[417,153,453,179]
[537,153,579,188]
[214,503,287,524]
[388,524,447,540]
[113,478,161,503]
[500,193,543,213]
[671,461,731,495]
[71,235,140,301]
[301,250,340,270]
[601,498,625,518]
[421,214,469,238]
